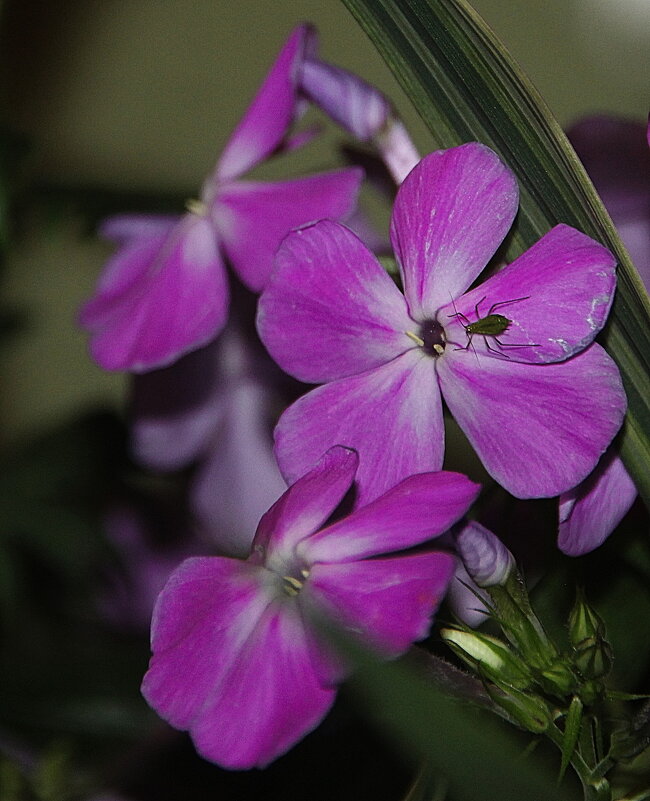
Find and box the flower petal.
[142,557,272,730]
[437,343,627,498]
[215,168,363,292]
[130,339,224,470]
[215,25,309,183]
[99,214,178,245]
[189,602,336,769]
[305,551,455,658]
[558,451,637,556]
[274,350,445,507]
[191,380,287,557]
[440,225,617,364]
[252,446,358,562]
[257,219,414,382]
[390,144,519,319]
[80,214,229,372]
[142,556,335,769]
[300,471,480,563]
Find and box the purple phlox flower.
[557,114,649,555]
[258,143,627,506]
[79,25,363,372]
[568,115,650,291]
[299,36,420,184]
[141,446,480,769]
[130,321,287,557]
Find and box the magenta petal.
[300,471,480,564]
[215,168,363,292]
[215,25,308,183]
[390,144,519,318]
[191,380,287,557]
[99,214,178,244]
[274,350,445,507]
[257,219,414,382]
[142,557,272,730]
[189,602,336,769]
[441,225,617,364]
[252,446,358,559]
[558,451,637,556]
[437,343,627,498]
[80,214,229,372]
[306,552,455,657]
[300,59,390,141]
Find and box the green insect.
[448,295,533,357]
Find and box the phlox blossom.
[79,25,362,372]
[141,446,479,768]
[258,143,627,504]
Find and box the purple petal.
[190,602,336,769]
[80,214,229,372]
[300,59,390,141]
[454,521,514,588]
[215,25,308,183]
[99,214,178,245]
[300,471,480,563]
[257,219,414,382]
[130,339,224,470]
[142,557,335,769]
[274,350,445,507]
[306,551,455,657]
[437,343,627,498]
[440,225,617,364]
[558,451,637,555]
[390,144,519,319]
[215,168,363,292]
[376,118,421,185]
[142,557,272,730]
[252,446,358,561]
[191,380,287,557]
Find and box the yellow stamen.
[405,330,424,346]
[186,198,207,216]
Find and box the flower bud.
[455,522,515,588]
[568,591,612,680]
[538,659,579,697]
[486,682,551,734]
[441,628,532,688]
[568,591,605,649]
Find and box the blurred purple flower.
[141,446,479,768]
[80,25,362,372]
[557,115,649,555]
[258,143,626,505]
[131,319,286,557]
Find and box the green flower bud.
[538,659,578,697]
[485,680,551,734]
[568,591,605,649]
[441,628,532,688]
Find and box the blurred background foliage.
[0,1,647,799]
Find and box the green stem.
[547,723,612,801]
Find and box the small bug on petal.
[448,296,536,358]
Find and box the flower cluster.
[79,24,636,773]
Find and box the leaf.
[559,696,583,782]
[342,0,650,505]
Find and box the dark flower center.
[419,319,446,356]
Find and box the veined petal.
[252,446,358,563]
[274,350,445,507]
[257,219,414,382]
[80,214,229,372]
[215,25,309,183]
[390,144,519,319]
[300,471,480,563]
[142,557,272,730]
[215,168,363,292]
[441,225,617,364]
[437,343,627,498]
[189,601,336,769]
[558,451,637,555]
[305,552,455,657]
